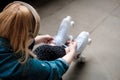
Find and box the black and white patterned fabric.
[33,45,66,61]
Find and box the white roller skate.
[74,31,92,62]
[54,16,74,46]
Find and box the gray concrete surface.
[32,0,120,80]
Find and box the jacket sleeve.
[22,58,69,80]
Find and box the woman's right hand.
[62,40,77,65]
[65,40,77,54]
[69,40,77,53]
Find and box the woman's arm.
[20,58,69,80]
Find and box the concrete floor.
[31,0,120,80]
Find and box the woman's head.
[0,1,40,63]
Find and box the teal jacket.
[0,37,69,80]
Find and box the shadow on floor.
[63,61,87,80]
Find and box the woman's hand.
[65,40,77,54]
[63,40,77,65]
[35,34,54,44]
[68,40,77,53]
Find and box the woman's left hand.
[35,34,54,44]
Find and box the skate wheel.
[79,56,86,63]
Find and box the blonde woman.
[0,1,77,80]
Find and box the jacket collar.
[0,37,11,48]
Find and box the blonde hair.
[0,1,40,63]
